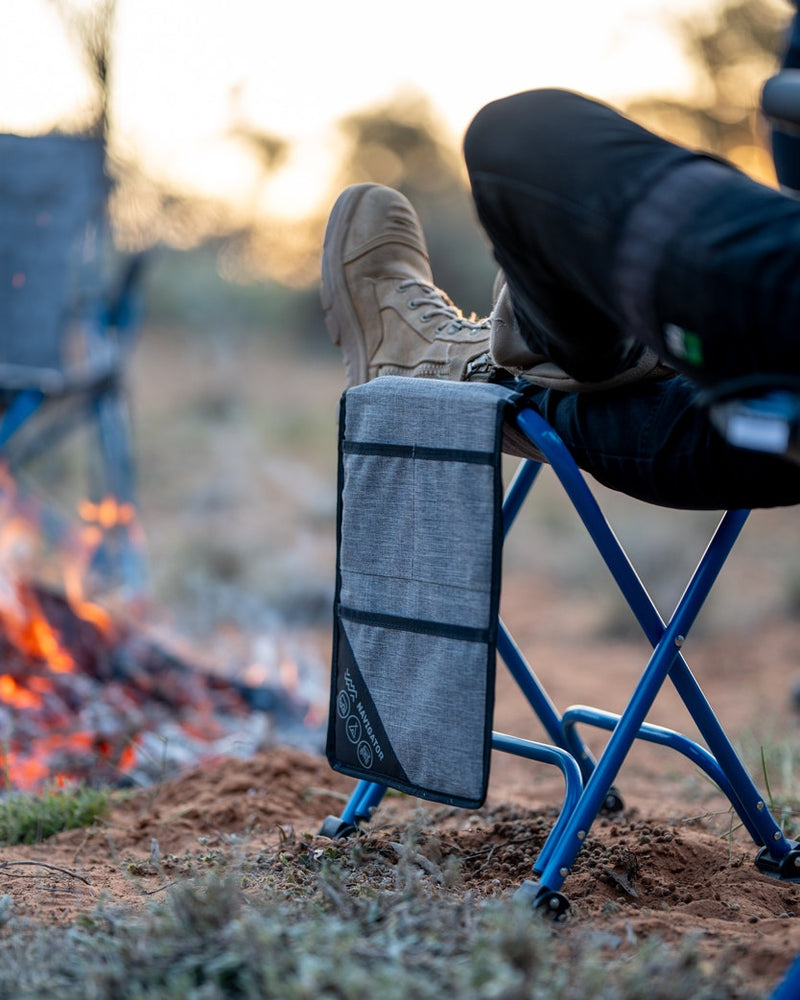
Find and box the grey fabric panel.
[340,455,496,627]
[344,376,516,453]
[340,453,413,583]
[343,618,488,802]
[329,377,517,805]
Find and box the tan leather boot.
[321,184,491,387]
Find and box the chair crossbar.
[512,408,794,894]
[561,707,763,843]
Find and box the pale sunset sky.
[0,0,768,219]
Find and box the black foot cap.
[319,815,358,839]
[602,786,624,814]
[514,880,570,921]
[756,842,800,881]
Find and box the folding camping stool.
[0,132,146,594]
[322,375,800,918]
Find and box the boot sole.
[321,183,379,387]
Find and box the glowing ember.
[0,467,324,792]
[1,730,138,792]
[0,585,323,792]
[0,580,76,674]
[78,497,137,531]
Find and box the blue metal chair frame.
[321,401,800,915]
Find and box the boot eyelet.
[407,300,420,310]
[419,313,432,322]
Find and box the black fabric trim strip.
[343,440,494,465]
[339,605,492,644]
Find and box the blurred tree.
[624,0,789,181]
[332,90,462,193]
[228,84,291,216]
[329,90,497,317]
[48,0,116,140]
[230,126,289,179]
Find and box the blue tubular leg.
[499,457,576,752]
[558,505,775,846]
[339,779,387,826]
[498,453,607,782]
[497,622,570,753]
[536,532,738,892]
[513,408,793,893]
[491,731,583,876]
[502,458,542,533]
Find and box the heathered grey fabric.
[331,377,517,805]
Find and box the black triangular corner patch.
[327,612,410,789]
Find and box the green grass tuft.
[0,783,113,845]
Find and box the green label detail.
[682,330,704,367]
[664,324,704,367]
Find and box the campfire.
[0,468,325,792]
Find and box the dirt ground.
[4,326,800,997]
[3,571,800,997]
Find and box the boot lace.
[397,280,489,335]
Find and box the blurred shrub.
[139,244,334,355]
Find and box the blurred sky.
[3,0,713,218]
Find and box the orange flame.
[0,580,76,673]
[0,471,143,789]
[65,494,141,639]
[63,562,114,638]
[78,497,136,531]
[0,673,43,710]
[0,487,142,664]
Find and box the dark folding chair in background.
[0,132,146,595]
